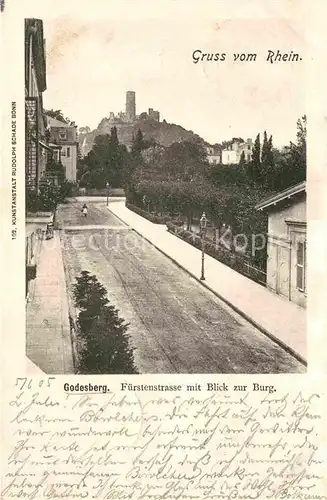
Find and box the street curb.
[109,206,307,368]
[57,229,79,373]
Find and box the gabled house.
[256,181,306,308]
[46,116,78,182]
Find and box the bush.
[26,181,75,213]
[72,271,138,374]
[26,185,59,213]
[126,202,184,226]
[26,189,42,213]
[58,181,74,201]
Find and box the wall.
[266,197,306,307]
[208,154,221,165]
[288,221,307,308]
[61,144,77,182]
[29,64,39,97]
[222,150,239,164]
[222,140,252,164]
[50,126,77,144]
[26,59,44,189]
[268,199,306,237]
[49,125,77,182]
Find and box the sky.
[41,8,305,147]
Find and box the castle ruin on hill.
[107,91,160,124]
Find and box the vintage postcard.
[1,0,327,498]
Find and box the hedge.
[166,222,266,286]
[126,202,184,226]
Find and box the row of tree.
[242,116,306,190]
[76,118,306,267]
[77,116,306,196]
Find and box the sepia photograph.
[24,14,307,375]
[3,2,327,500]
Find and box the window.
[61,147,66,156]
[59,130,67,141]
[67,147,70,158]
[296,241,306,291]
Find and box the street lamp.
[106,182,110,207]
[200,212,208,281]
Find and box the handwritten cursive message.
[1,377,326,499]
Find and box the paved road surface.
[58,199,305,374]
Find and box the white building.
[206,146,221,165]
[222,138,252,165]
[46,116,78,182]
[256,181,306,308]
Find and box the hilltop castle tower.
[125,91,136,121]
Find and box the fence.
[76,188,125,197]
[126,203,184,226]
[166,221,267,286]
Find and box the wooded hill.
[78,116,205,156]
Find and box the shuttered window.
[296,241,306,291]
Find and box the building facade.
[206,146,221,165]
[25,18,52,192]
[221,138,252,165]
[25,212,53,297]
[46,116,78,182]
[256,182,307,308]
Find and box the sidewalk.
[26,232,74,374]
[109,201,306,363]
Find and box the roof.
[39,140,61,151]
[256,181,306,211]
[25,19,46,93]
[46,115,73,128]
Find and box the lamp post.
[200,212,208,281]
[106,182,110,207]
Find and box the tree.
[247,133,261,183]
[132,129,146,155]
[73,271,138,374]
[267,116,307,191]
[239,151,246,167]
[79,126,91,134]
[45,109,73,124]
[110,126,119,147]
[80,133,129,188]
[261,131,275,186]
[38,182,61,211]
[287,115,306,180]
[73,271,109,317]
[261,131,269,169]
[46,156,65,184]
[163,140,208,181]
[268,135,274,165]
